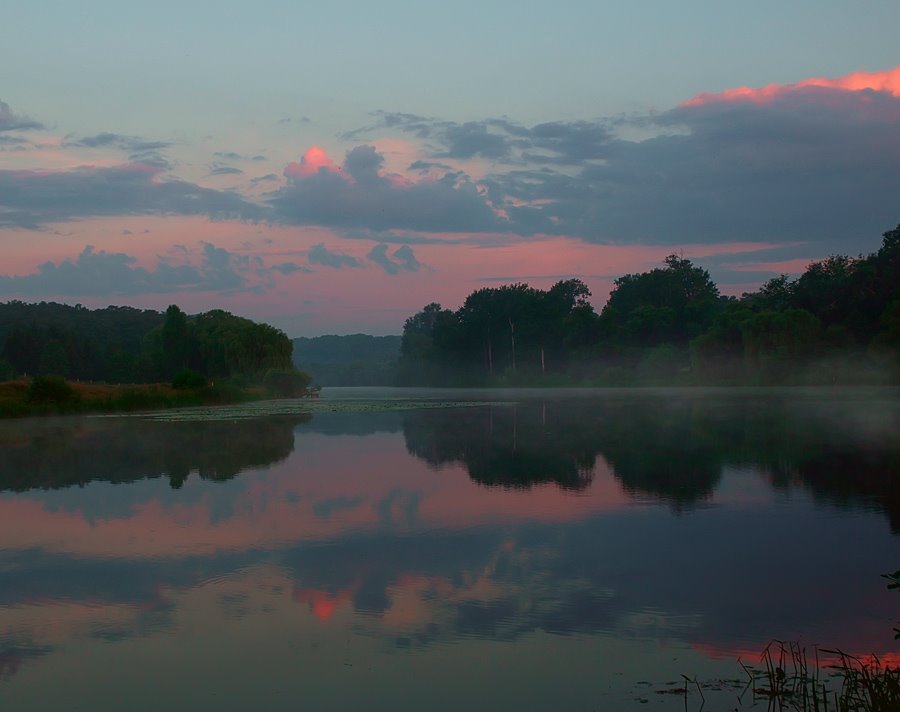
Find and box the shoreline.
[0,378,270,419]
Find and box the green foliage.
[171,368,207,390]
[161,304,191,378]
[0,301,295,389]
[740,308,822,379]
[292,334,401,385]
[689,301,753,381]
[874,300,900,351]
[600,254,721,350]
[398,279,595,385]
[0,302,164,382]
[397,223,900,386]
[635,344,687,383]
[0,357,13,381]
[188,309,293,379]
[27,375,81,404]
[262,368,312,397]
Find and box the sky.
[2,1,900,336]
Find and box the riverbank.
[0,377,269,418]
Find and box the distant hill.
[292,334,401,386]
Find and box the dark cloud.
[0,242,295,297]
[354,113,607,165]
[347,89,900,251]
[270,145,502,234]
[341,111,438,141]
[339,229,450,245]
[214,151,269,162]
[209,165,243,176]
[250,173,279,185]
[69,132,171,152]
[546,87,900,246]
[477,273,592,283]
[439,121,519,160]
[689,244,828,287]
[0,163,263,228]
[408,160,453,173]
[271,261,311,275]
[307,243,361,269]
[367,243,422,274]
[193,242,249,291]
[0,100,44,132]
[343,145,383,185]
[474,93,899,247]
[4,82,897,258]
[66,132,173,167]
[392,245,421,271]
[524,120,614,163]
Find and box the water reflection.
[0,414,307,490]
[402,392,900,521]
[1,390,899,710]
[403,404,596,490]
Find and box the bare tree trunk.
[540,346,545,375]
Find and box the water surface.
[1,387,899,710]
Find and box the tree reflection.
[402,399,725,501]
[0,414,308,491]
[404,404,596,491]
[402,393,900,521]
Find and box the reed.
[684,640,900,711]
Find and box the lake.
[1,387,899,710]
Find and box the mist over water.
[1,387,898,710]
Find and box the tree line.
[0,302,300,387]
[292,334,401,386]
[397,224,900,385]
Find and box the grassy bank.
[0,377,268,418]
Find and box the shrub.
[27,375,81,404]
[172,368,207,390]
[262,368,312,397]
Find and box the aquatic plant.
[682,640,900,711]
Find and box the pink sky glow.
[682,65,900,106]
[2,65,898,335]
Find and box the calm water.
[1,387,899,710]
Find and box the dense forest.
[0,302,296,385]
[397,224,900,385]
[2,224,897,389]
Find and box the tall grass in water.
[739,640,900,711]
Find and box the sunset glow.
[2,53,897,335]
[283,145,339,179]
[3,7,900,710]
[681,65,900,106]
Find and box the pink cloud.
[682,65,900,107]
[283,146,340,179]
